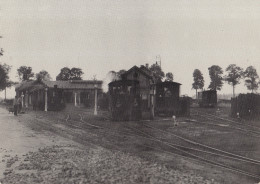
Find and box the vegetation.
[36,70,52,82]
[17,66,34,81]
[0,36,3,57]
[208,65,223,91]
[0,36,17,100]
[224,64,244,97]
[149,63,165,83]
[70,67,84,80]
[243,66,259,93]
[165,72,174,82]
[0,63,11,91]
[192,69,204,99]
[56,67,84,81]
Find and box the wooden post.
[25,91,29,108]
[21,92,24,108]
[45,88,48,112]
[74,92,77,106]
[79,92,81,106]
[94,86,97,115]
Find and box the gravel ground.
[2,106,252,183]
[1,144,218,184]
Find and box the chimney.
[145,63,149,68]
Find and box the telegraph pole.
[156,55,161,68]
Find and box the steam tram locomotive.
[155,81,182,116]
[108,80,141,121]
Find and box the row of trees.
[192,64,259,98]
[15,66,84,82]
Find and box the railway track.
[202,111,260,130]
[127,125,260,180]
[192,109,260,129]
[191,110,260,137]
[32,113,260,181]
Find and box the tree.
[149,63,165,83]
[0,63,11,91]
[192,69,204,99]
[208,65,223,91]
[56,67,71,81]
[224,64,243,97]
[243,66,259,93]
[70,67,84,80]
[17,66,34,81]
[56,67,84,81]
[36,70,52,82]
[0,63,15,100]
[165,72,174,82]
[0,36,3,56]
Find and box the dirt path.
[0,107,75,180]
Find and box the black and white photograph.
[0,1,260,183]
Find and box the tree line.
[0,43,259,100]
[192,64,259,98]
[0,63,85,98]
[15,66,84,82]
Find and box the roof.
[43,80,102,89]
[15,80,36,91]
[16,80,103,91]
[122,65,154,79]
[108,80,139,87]
[156,81,182,86]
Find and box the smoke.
[102,71,119,92]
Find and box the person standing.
[13,96,18,116]
[17,96,22,113]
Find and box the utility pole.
[4,87,6,101]
[94,83,98,115]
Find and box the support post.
[21,92,24,108]
[25,91,29,108]
[74,92,77,106]
[79,92,81,106]
[94,86,98,115]
[45,88,48,112]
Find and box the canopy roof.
[15,80,103,92]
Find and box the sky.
[0,0,260,98]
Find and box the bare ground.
[0,106,259,183]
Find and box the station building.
[15,80,103,111]
[109,64,184,120]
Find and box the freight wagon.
[198,90,217,107]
